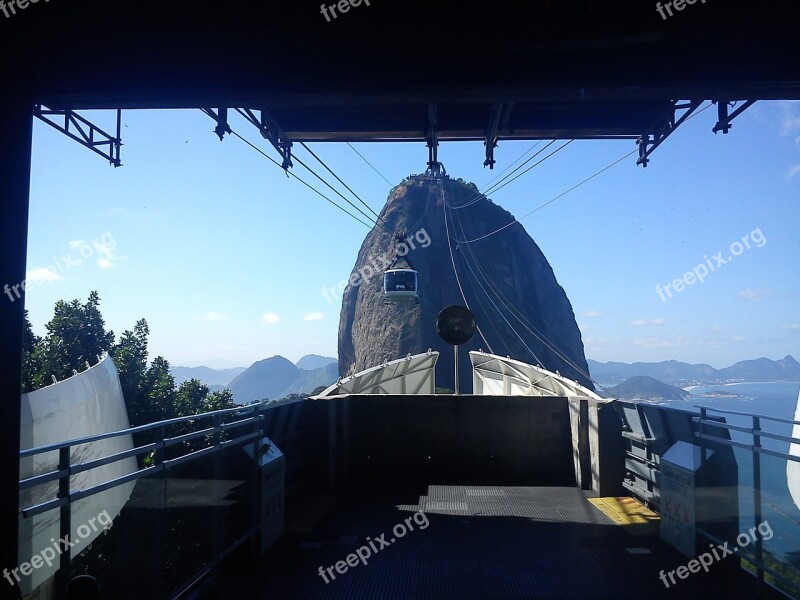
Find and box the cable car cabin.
[383,268,419,303]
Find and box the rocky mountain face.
[338,175,592,392]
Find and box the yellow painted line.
[589,496,660,528]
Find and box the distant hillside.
[296,354,337,370]
[228,356,338,404]
[717,356,800,382]
[607,376,689,401]
[283,363,339,395]
[170,366,245,386]
[589,355,800,385]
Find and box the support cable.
[346,142,394,186]
[450,147,638,245]
[299,142,386,224]
[440,180,494,354]
[230,130,374,229]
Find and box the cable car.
[383,256,419,304]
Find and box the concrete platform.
[212,485,778,599]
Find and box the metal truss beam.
[636,100,702,168]
[713,100,756,134]
[33,106,122,167]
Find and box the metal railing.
[17,401,291,599]
[695,405,800,599]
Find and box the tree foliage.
[22,292,236,429]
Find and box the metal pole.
[56,446,72,600]
[753,415,764,591]
[699,407,707,466]
[454,345,459,395]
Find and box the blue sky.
[23,101,800,369]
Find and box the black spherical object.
[436,305,476,346]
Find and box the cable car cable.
[447,180,610,392]
[299,142,386,224]
[447,140,559,210]
[454,205,605,390]
[347,142,394,186]
[449,146,638,245]
[482,140,543,189]
[440,179,494,354]
[291,153,380,227]
[229,130,375,229]
[482,139,574,197]
[444,179,542,364]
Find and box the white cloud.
[737,289,774,302]
[631,318,666,327]
[632,335,692,349]
[732,335,747,342]
[262,313,280,325]
[26,267,64,284]
[69,233,123,269]
[784,324,800,331]
[198,312,227,321]
[582,310,601,318]
[779,102,800,136]
[303,312,324,321]
[787,164,800,179]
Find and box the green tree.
[25,293,115,390]
[144,356,177,421]
[111,319,151,426]
[203,388,236,412]
[174,378,209,417]
[21,311,43,393]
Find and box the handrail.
[695,417,800,447]
[16,397,307,599]
[696,404,800,427]
[694,406,794,597]
[19,402,267,458]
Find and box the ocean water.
[651,382,800,568]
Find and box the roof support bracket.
[33,105,122,167]
[426,103,441,176]
[712,100,756,134]
[484,102,503,169]
[636,100,702,168]
[201,107,293,170]
[483,102,514,169]
[201,107,232,141]
[236,108,293,170]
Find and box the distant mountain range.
[296,354,337,370]
[170,355,338,404]
[605,376,689,401]
[170,366,246,386]
[588,355,800,385]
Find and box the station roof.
[2,0,799,147]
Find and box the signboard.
[261,441,286,552]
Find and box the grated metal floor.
[212,485,775,599]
